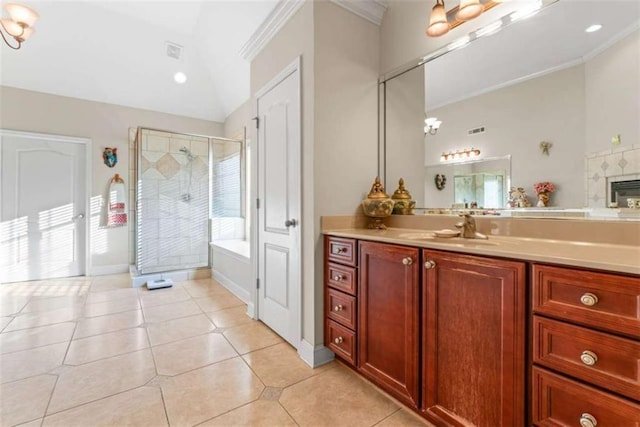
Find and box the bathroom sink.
[397,232,499,246]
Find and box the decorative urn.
[391,178,416,215]
[361,176,395,229]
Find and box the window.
[210,137,246,241]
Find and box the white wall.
[0,86,223,273]
[585,30,640,153]
[429,65,585,207]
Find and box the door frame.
[0,129,92,278]
[251,56,302,349]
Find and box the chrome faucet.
[455,213,488,239]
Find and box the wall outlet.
[612,134,621,146]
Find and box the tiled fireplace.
[585,145,640,208]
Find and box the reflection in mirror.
[380,1,640,210]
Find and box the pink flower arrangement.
[534,182,556,194]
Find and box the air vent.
[468,126,485,135]
[166,42,183,60]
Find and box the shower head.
[179,146,195,161]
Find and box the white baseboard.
[246,302,256,319]
[90,264,129,276]
[212,270,251,304]
[298,339,335,368]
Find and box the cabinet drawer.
[533,316,640,401]
[326,237,357,266]
[326,319,356,366]
[327,288,356,330]
[327,263,357,295]
[532,264,640,338]
[532,367,640,427]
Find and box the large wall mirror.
[380,0,640,209]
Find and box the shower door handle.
[285,219,298,228]
[72,213,85,221]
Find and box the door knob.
[285,219,298,227]
[424,260,436,269]
[72,213,85,220]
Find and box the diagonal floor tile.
[85,288,138,305]
[0,342,67,384]
[146,314,214,346]
[42,386,167,427]
[0,296,31,316]
[47,349,156,414]
[279,365,399,426]
[73,310,144,339]
[376,409,435,426]
[138,286,191,309]
[223,321,283,354]
[0,322,75,354]
[89,274,132,293]
[205,306,253,328]
[182,280,231,298]
[20,296,86,314]
[0,317,13,333]
[193,293,244,313]
[0,375,57,427]
[65,327,149,365]
[161,357,264,427]
[152,333,237,376]
[83,297,140,318]
[4,307,83,332]
[142,300,201,324]
[242,342,334,388]
[200,400,297,426]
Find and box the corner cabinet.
[358,241,420,408]
[422,250,526,427]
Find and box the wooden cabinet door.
[358,241,420,408]
[422,250,526,427]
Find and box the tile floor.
[0,274,432,427]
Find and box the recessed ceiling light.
[174,72,187,84]
[585,24,603,33]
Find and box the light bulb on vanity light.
[426,0,450,37]
[456,0,483,21]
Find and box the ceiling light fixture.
[585,24,602,33]
[0,2,39,50]
[174,72,187,84]
[425,117,442,135]
[426,0,450,37]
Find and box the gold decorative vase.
[536,192,550,207]
[361,177,395,229]
[391,178,416,215]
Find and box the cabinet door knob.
[335,247,347,254]
[580,413,597,427]
[333,274,344,281]
[580,350,598,366]
[424,260,436,269]
[334,336,343,344]
[580,293,598,307]
[334,304,343,312]
[402,257,413,265]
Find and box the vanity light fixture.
[425,117,442,135]
[426,0,450,37]
[427,0,503,37]
[0,2,39,50]
[456,0,483,21]
[440,148,481,162]
[585,24,602,33]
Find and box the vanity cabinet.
[531,264,640,426]
[358,241,420,408]
[422,250,526,427]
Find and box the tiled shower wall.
[585,145,640,208]
[130,129,210,274]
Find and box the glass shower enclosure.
[135,128,210,274]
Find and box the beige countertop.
[324,228,640,276]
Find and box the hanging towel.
[107,174,127,227]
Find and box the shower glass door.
[136,128,210,274]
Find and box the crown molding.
[329,0,388,26]
[239,0,305,62]
[582,21,640,62]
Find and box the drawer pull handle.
[580,350,598,366]
[335,247,347,254]
[580,293,599,307]
[402,257,413,265]
[580,413,597,427]
[333,274,345,281]
[334,336,343,344]
[334,304,343,312]
[424,260,436,269]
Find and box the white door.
[0,130,88,283]
[256,58,301,347]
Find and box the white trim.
[246,302,256,319]
[297,339,335,368]
[213,270,251,304]
[329,0,388,26]
[255,56,301,99]
[210,241,251,263]
[90,264,129,276]
[239,0,305,62]
[583,21,640,62]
